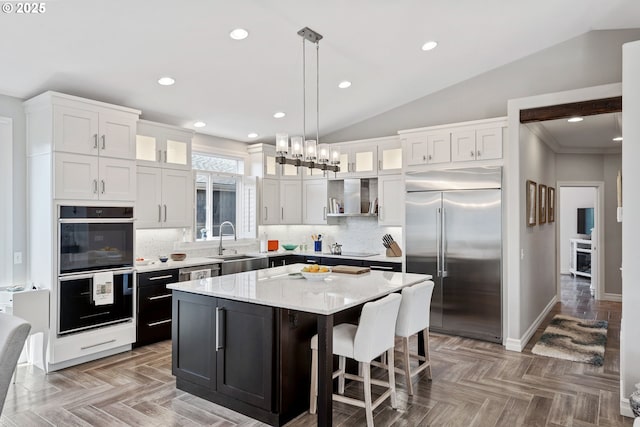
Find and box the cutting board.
[332,265,371,275]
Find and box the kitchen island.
[168,264,431,426]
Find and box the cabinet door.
[53,105,100,156]
[162,169,193,228]
[136,134,160,165]
[378,175,404,226]
[136,166,163,228]
[377,139,403,175]
[335,145,352,178]
[261,178,279,225]
[404,134,428,166]
[216,299,273,411]
[352,142,377,177]
[475,127,503,160]
[98,158,136,201]
[451,130,477,162]
[427,132,451,164]
[280,180,302,224]
[172,291,217,388]
[302,180,327,224]
[99,112,136,159]
[164,129,192,169]
[54,153,99,200]
[280,163,302,179]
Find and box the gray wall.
[0,94,26,284]
[324,29,640,143]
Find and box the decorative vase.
[630,383,640,417]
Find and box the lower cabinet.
[172,290,313,426]
[136,269,179,347]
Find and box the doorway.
[557,183,604,301]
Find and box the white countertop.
[135,257,224,273]
[167,263,430,315]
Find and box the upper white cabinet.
[248,143,302,179]
[136,120,193,170]
[377,138,403,175]
[280,180,302,224]
[336,141,378,178]
[378,175,404,226]
[260,178,280,225]
[302,180,327,224]
[136,167,193,229]
[401,117,506,168]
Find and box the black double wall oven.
[58,206,135,335]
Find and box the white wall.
[0,94,26,285]
[558,187,596,274]
[324,29,640,143]
[518,125,557,337]
[621,39,640,412]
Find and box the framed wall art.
[526,180,537,226]
[539,184,547,224]
[548,186,555,223]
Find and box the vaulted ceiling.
[1,0,639,143]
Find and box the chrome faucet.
[218,221,236,256]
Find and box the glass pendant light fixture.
[275,27,340,173]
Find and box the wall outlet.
[13,252,22,265]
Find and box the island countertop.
[167,263,431,315]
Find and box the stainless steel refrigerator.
[406,167,502,343]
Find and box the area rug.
[531,314,608,366]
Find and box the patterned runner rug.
[531,314,608,366]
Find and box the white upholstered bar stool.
[394,281,435,395]
[309,293,402,427]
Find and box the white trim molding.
[505,295,558,352]
[603,293,622,302]
[620,397,634,418]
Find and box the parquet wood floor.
[1,275,631,426]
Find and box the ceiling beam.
[519,96,622,123]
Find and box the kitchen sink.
[208,254,268,275]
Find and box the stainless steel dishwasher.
[178,264,221,281]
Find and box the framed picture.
[526,180,537,226]
[548,187,555,223]
[539,184,547,224]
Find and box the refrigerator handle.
[436,208,441,277]
[442,207,448,277]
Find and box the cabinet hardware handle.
[93,179,98,194]
[147,294,172,302]
[264,206,268,220]
[101,180,105,194]
[163,204,167,222]
[477,150,481,157]
[281,207,284,220]
[93,134,98,149]
[164,150,167,163]
[81,339,116,350]
[158,205,162,222]
[216,307,224,351]
[470,150,474,157]
[158,150,162,162]
[428,154,432,161]
[101,135,106,150]
[306,259,317,263]
[370,265,394,271]
[148,275,173,281]
[147,319,172,327]
[378,159,382,170]
[423,155,426,161]
[323,206,327,220]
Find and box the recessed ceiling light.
[421,41,438,51]
[338,81,352,89]
[567,117,583,123]
[248,133,259,138]
[193,121,206,128]
[157,77,175,86]
[273,112,286,119]
[613,136,623,142]
[229,28,249,40]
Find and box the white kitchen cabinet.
[53,103,137,160]
[302,180,327,224]
[405,132,451,166]
[451,127,503,162]
[336,141,378,178]
[261,178,280,225]
[248,143,302,179]
[378,175,404,226]
[136,166,193,228]
[451,130,477,162]
[136,120,193,170]
[280,180,302,224]
[377,138,403,175]
[54,153,135,201]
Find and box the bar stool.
[309,293,402,427]
[394,281,435,395]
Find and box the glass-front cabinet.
[136,120,193,170]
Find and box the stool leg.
[42,331,49,374]
[387,348,397,409]
[423,328,432,380]
[402,336,413,395]
[338,356,346,395]
[380,351,387,366]
[363,362,374,427]
[310,348,317,414]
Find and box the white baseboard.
[560,269,570,275]
[504,295,558,353]
[602,293,622,302]
[620,397,634,418]
[47,344,132,372]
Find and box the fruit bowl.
[282,244,298,251]
[170,253,187,261]
[301,271,331,281]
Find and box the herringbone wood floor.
[1,276,631,426]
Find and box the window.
[193,152,255,241]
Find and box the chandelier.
[275,27,340,173]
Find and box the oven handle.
[59,268,135,280]
[59,218,134,224]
